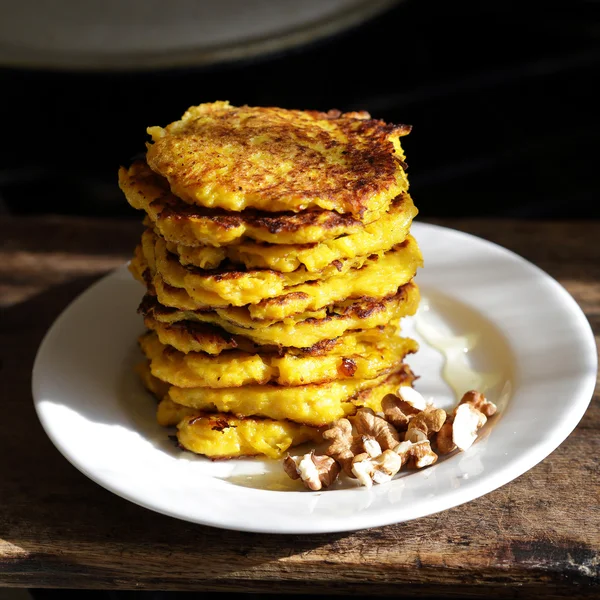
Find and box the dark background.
[0,0,598,221]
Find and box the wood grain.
[0,216,598,598]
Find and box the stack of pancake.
[119,101,423,460]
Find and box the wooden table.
[1,216,598,599]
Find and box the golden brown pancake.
[122,100,425,463]
[158,363,416,427]
[139,229,378,307]
[176,413,322,459]
[145,101,410,218]
[138,227,420,309]
[164,193,417,272]
[120,161,388,246]
[135,359,414,459]
[136,359,414,427]
[130,232,422,320]
[138,282,420,348]
[134,376,322,460]
[138,329,418,387]
[141,315,401,357]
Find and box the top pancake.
[145,101,411,217]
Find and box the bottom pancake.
[176,413,322,459]
[135,361,322,458]
[135,356,416,458]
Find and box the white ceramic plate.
[32,222,597,534]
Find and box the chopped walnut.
[381,394,420,430]
[459,390,497,417]
[285,386,497,490]
[397,385,429,411]
[405,408,447,443]
[452,403,488,451]
[410,440,439,468]
[351,449,402,488]
[395,440,438,469]
[404,427,428,444]
[352,408,400,450]
[436,421,457,455]
[283,451,340,491]
[361,435,383,458]
[322,418,363,476]
[322,409,400,477]
[434,390,497,454]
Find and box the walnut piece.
[348,405,439,487]
[351,449,402,488]
[434,390,497,454]
[352,408,400,451]
[436,421,456,455]
[381,393,420,430]
[322,418,363,477]
[322,408,401,477]
[360,435,383,458]
[283,451,340,491]
[395,440,438,469]
[459,389,497,417]
[397,385,428,410]
[452,403,487,451]
[405,408,447,443]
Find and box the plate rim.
[31,221,598,534]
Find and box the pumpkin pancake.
[142,313,401,356]
[141,316,260,355]
[134,365,321,459]
[155,363,416,427]
[120,161,387,246]
[162,193,417,271]
[136,360,415,426]
[145,101,411,218]
[134,383,321,460]
[131,232,422,320]
[141,229,375,306]
[176,413,322,459]
[138,330,418,387]
[136,361,415,458]
[141,228,421,309]
[139,282,420,348]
